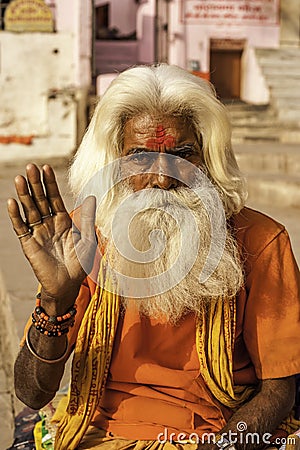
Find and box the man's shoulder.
[233,206,285,235]
[231,206,286,260]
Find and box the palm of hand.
[7,164,97,308]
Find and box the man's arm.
[8,164,96,410]
[198,376,295,450]
[14,326,68,409]
[14,288,80,409]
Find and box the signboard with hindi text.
[5,0,54,32]
[181,0,279,26]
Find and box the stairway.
[255,48,300,125]
[229,49,300,208]
[226,101,281,144]
[234,142,300,208]
[226,47,300,144]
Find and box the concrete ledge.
[0,137,76,163]
[0,269,23,448]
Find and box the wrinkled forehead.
[123,114,196,150]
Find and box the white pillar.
[55,0,92,87]
[136,0,156,63]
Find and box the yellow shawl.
[54,264,254,449]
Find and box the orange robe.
[67,207,300,441]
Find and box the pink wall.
[168,0,280,72]
[95,0,138,35]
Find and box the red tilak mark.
[146,124,176,150]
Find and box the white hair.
[69,64,247,216]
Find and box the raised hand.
[7,164,97,313]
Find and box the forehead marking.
[146,124,176,150]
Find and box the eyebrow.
[126,143,197,155]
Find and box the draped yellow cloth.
[196,297,255,409]
[78,426,198,449]
[53,263,254,449]
[55,263,120,449]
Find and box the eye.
[176,145,196,159]
[177,149,193,159]
[128,151,152,165]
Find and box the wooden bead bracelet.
[31,293,77,337]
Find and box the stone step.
[231,126,281,143]
[225,101,275,111]
[230,116,277,126]
[277,108,300,123]
[274,98,300,108]
[226,103,277,130]
[264,71,300,79]
[281,128,300,143]
[266,76,300,88]
[257,59,300,69]
[270,87,300,99]
[227,99,300,125]
[256,47,300,56]
[235,144,300,175]
[225,102,270,110]
[232,127,300,144]
[228,109,276,121]
[261,66,300,76]
[246,174,300,207]
[256,48,300,62]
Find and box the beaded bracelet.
[31,293,77,336]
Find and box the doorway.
[210,39,245,99]
[95,3,109,39]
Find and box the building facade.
[0,0,92,159]
[92,0,300,105]
[0,0,299,159]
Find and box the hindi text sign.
[181,0,279,26]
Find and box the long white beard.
[96,183,244,324]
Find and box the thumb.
[73,196,97,275]
[80,195,97,243]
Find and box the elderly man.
[8,64,300,450]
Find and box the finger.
[42,165,68,215]
[14,174,42,227]
[26,163,52,218]
[7,198,32,242]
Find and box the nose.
[150,153,179,190]
[152,173,178,190]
